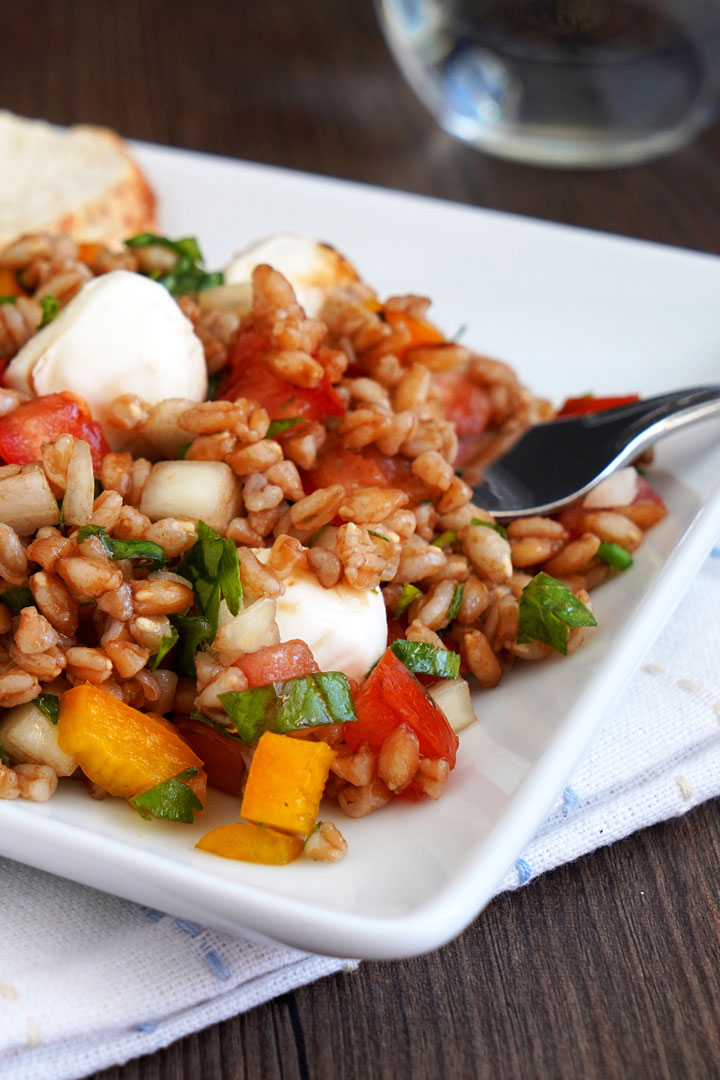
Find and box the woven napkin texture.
[2,547,719,1080]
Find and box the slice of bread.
[0,111,157,249]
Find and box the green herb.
[307,526,329,548]
[34,693,60,725]
[171,614,215,677]
[188,709,245,739]
[39,295,60,327]
[125,232,223,295]
[205,372,221,401]
[596,541,634,570]
[395,583,422,618]
[0,740,9,767]
[175,442,191,460]
[219,671,357,744]
[447,583,465,622]
[1,586,34,613]
[304,821,323,846]
[432,530,458,548]
[368,530,390,543]
[470,517,508,540]
[77,524,165,567]
[451,323,467,343]
[517,571,597,656]
[129,768,203,824]
[266,418,305,438]
[390,640,460,679]
[0,295,17,305]
[176,521,242,638]
[149,629,180,671]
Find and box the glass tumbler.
[377,0,720,167]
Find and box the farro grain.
[236,548,283,600]
[131,579,193,616]
[543,533,601,577]
[104,639,151,679]
[30,571,78,635]
[581,511,643,551]
[56,555,123,598]
[338,776,392,818]
[14,764,58,802]
[331,744,376,786]
[510,536,564,568]
[304,822,347,862]
[339,486,408,524]
[264,460,304,502]
[185,432,236,462]
[0,667,41,707]
[461,629,502,688]
[226,440,283,476]
[14,607,59,654]
[0,523,28,584]
[415,757,450,799]
[460,522,513,583]
[378,725,420,793]
[307,546,343,588]
[65,647,113,684]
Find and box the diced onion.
[583,467,639,509]
[0,464,60,535]
[427,677,477,734]
[139,460,240,534]
[213,597,280,661]
[0,701,77,776]
[62,439,94,527]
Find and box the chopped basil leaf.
[205,372,221,401]
[596,541,634,571]
[0,741,8,767]
[77,524,165,567]
[34,693,60,725]
[307,526,329,548]
[367,530,390,542]
[451,323,467,343]
[188,709,245,739]
[171,614,215,677]
[39,295,60,327]
[395,583,422,618]
[470,517,508,540]
[390,640,460,678]
[219,671,357,744]
[0,295,17,305]
[129,768,202,824]
[149,629,180,671]
[0,586,33,613]
[517,571,597,656]
[447,583,465,622]
[432,530,458,548]
[266,418,304,438]
[175,442,191,460]
[176,521,242,637]
[125,232,223,295]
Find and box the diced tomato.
[432,371,492,439]
[557,394,639,417]
[383,308,445,352]
[303,443,429,506]
[174,718,247,797]
[0,392,109,472]
[219,329,346,423]
[346,647,458,769]
[633,475,664,505]
[235,639,320,689]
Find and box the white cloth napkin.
[2,546,719,1080]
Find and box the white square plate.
[1,143,719,960]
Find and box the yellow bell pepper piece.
[58,684,206,803]
[241,731,335,835]
[196,822,303,865]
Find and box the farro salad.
[0,230,667,866]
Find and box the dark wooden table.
[6,2,720,1077]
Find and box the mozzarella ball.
[5,270,206,448]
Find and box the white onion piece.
[139,460,240,534]
[62,439,94,527]
[427,678,477,734]
[0,464,60,535]
[0,701,77,775]
[582,467,639,509]
[213,597,280,661]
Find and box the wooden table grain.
[6,2,720,1077]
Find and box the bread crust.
[0,120,157,250]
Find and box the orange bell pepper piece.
[383,307,445,353]
[241,731,335,835]
[0,267,23,297]
[196,823,303,865]
[58,685,206,803]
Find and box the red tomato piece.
[432,371,491,439]
[557,394,639,417]
[0,391,109,471]
[303,444,429,506]
[346,647,458,768]
[174,719,247,797]
[219,329,346,423]
[235,639,320,689]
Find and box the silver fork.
[468,386,720,517]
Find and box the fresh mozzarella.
[225,233,359,317]
[5,271,206,449]
[254,550,387,681]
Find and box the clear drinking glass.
[377,0,720,167]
